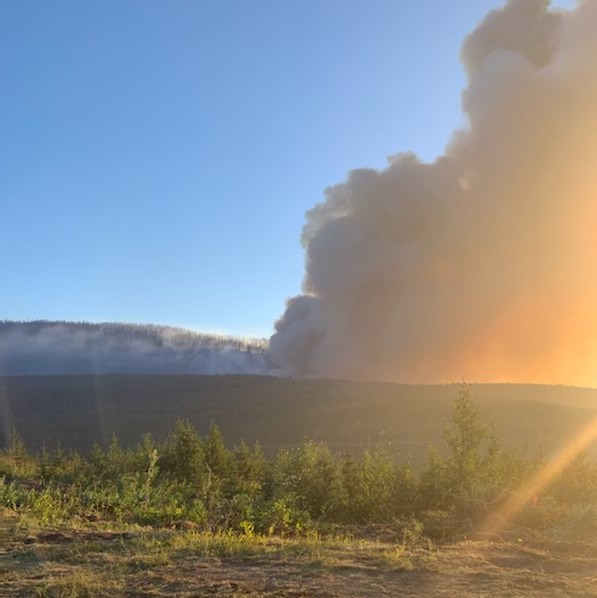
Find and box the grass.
[2,514,596,597]
[34,569,122,598]
[1,520,439,595]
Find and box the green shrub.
[159,419,205,486]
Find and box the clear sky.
[0,0,574,338]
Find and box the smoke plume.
[270,0,597,386]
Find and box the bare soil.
[1,518,596,597]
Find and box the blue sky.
[0,1,574,338]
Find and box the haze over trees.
[0,321,272,376]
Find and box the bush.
[159,419,205,485]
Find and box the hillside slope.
[1,375,596,464]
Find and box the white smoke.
[270,0,597,386]
[0,321,273,375]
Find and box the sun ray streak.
[481,411,597,536]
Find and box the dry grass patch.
[33,567,123,598]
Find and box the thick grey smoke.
[0,321,272,375]
[270,0,597,386]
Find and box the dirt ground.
[2,521,597,598]
[112,542,597,597]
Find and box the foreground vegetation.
[2,388,597,595]
[2,387,597,539]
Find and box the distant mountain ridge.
[0,320,275,375]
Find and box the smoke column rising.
[270,0,597,386]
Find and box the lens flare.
[481,410,597,536]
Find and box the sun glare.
[481,410,597,536]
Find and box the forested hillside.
[2,375,596,464]
[0,321,272,375]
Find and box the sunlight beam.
[481,410,597,536]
